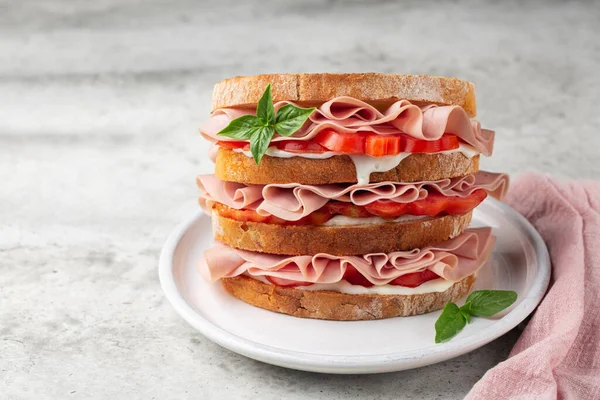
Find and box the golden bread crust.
[221,274,476,320]
[211,73,476,117]
[215,148,479,185]
[212,212,472,256]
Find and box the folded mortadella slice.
[197,171,509,221]
[197,174,263,212]
[200,97,494,156]
[198,228,495,286]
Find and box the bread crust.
[212,212,472,256]
[215,148,479,185]
[221,274,476,320]
[212,73,476,117]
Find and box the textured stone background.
[1,0,599,399]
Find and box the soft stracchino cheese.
[250,275,457,295]
[323,214,428,226]
[234,147,340,159]
[232,143,479,185]
[348,153,412,185]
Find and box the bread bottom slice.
[221,274,476,321]
[213,211,472,255]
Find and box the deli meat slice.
[197,171,509,221]
[198,228,495,285]
[200,97,494,156]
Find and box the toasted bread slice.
[215,147,479,185]
[212,73,476,117]
[221,274,476,320]
[212,211,472,256]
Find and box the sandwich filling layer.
[322,214,427,226]
[199,228,494,291]
[249,274,457,295]
[197,171,508,225]
[201,97,494,155]
[223,143,480,185]
[213,146,481,186]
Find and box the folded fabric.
[467,172,600,399]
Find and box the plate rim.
[159,197,551,373]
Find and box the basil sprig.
[217,84,316,164]
[435,290,517,343]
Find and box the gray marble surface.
[2,0,599,399]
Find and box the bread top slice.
[212,73,477,117]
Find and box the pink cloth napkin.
[467,172,600,399]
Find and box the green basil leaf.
[249,125,275,165]
[465,290,518,317]
[435,302,467,343]
[274,104,316,136]
[256,84,275,124]
[217,115,263,139]
[459,307,472,323]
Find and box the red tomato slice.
[401,134,459,153]
[298,209,335,225]
[214,190,487,225]
[313,130,367,154]
[364,190,487,218]
[267,269,439,289]
[443,189,488,214]
[212,204,286,224]
[219,134,460,156]
[324,201,373,218]
[313,131,459,155]
[343,267,439,288]
[363,201,409,218]
[214,203,335,225]
[273,140,327,153]
[266,276,313,287]
[217,140,249,150]
[389,269,440,288]
[364,134,403,157]
[343,266,374,287]
[406,192,449,216]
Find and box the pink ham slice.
[198,228,495,286]
[197,171,509,221]
[200,97,494,156]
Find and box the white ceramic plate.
[159,198,550,374]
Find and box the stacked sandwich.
[197,73,508,321]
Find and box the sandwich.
[196,73,508,321]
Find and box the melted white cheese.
[441,143,479,158]
[348,153,412,185]
[323,214,427,226]
[250,275,456,295]
[234,147,341,159]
